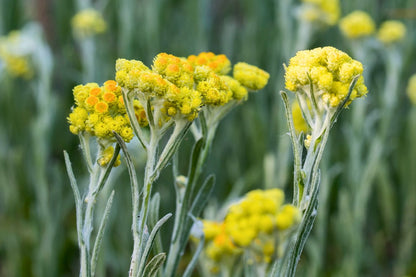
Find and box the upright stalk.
[164,116,218,277]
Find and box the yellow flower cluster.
[285,46,368,108]
[202,189,301,267]
[68,80,146,142]
[377,20,406,44]
[116,55,201,121]
[116,52,269,121]
[71,9,107,38]
[339,11,375,39]
[0,31,33,79]
[301,0,341,25]
[233,62,270,91]
[407,74,416,105]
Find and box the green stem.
[79,163,101,277]
[129,130,158,277]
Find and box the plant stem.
[79,163,101,277]
[164,119,217,277]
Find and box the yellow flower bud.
[233,62,270,91]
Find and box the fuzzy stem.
[164,118,217,277]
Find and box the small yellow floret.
[94,101,108,113]
[377,20,406,44]
[339,10,375,39]
[188,52,231,75]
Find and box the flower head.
[68,80,146,143]
[201,188,300,270]
[233,62,270,91]
[285,46,367,109]
[339,10,375,39]
[377,20,406,44]
[300,0,341,25]
[116,52,269,125]
[71,9,107,38]
[0,31,33,79]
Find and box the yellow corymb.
[339,10,375,39]
[200,188,300,271]
[233,62,270,91]
[68,80,147,144]
[285,46,368,108]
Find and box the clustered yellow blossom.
[71,9,107,38]
[285,46,368,108]
[377,20,406,44]
[116,52,269,122]
[233,62,270,91]
[300,0,341,25]
[0,31,33,79]
[68,80,146,143]
[202,189,301,270]
[407,74,416,105]
[339,11,375,39]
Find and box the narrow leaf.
[280,91,303,205]
[186,138,204,194]
[137,213,172,277]
[148,193,164,255]
[63,151,83,240]
[183,229,205,277]
[189,175,215,217]
[178,175,215,255]
[199,111,208,138]
[78,134,94,173]
[122,89,147,149]
[285,180,320,277]
[331,75,359,127]
[91,190,115,277]
[154,121,191,174]
[142,253,166,277]
[113,132,140,197]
